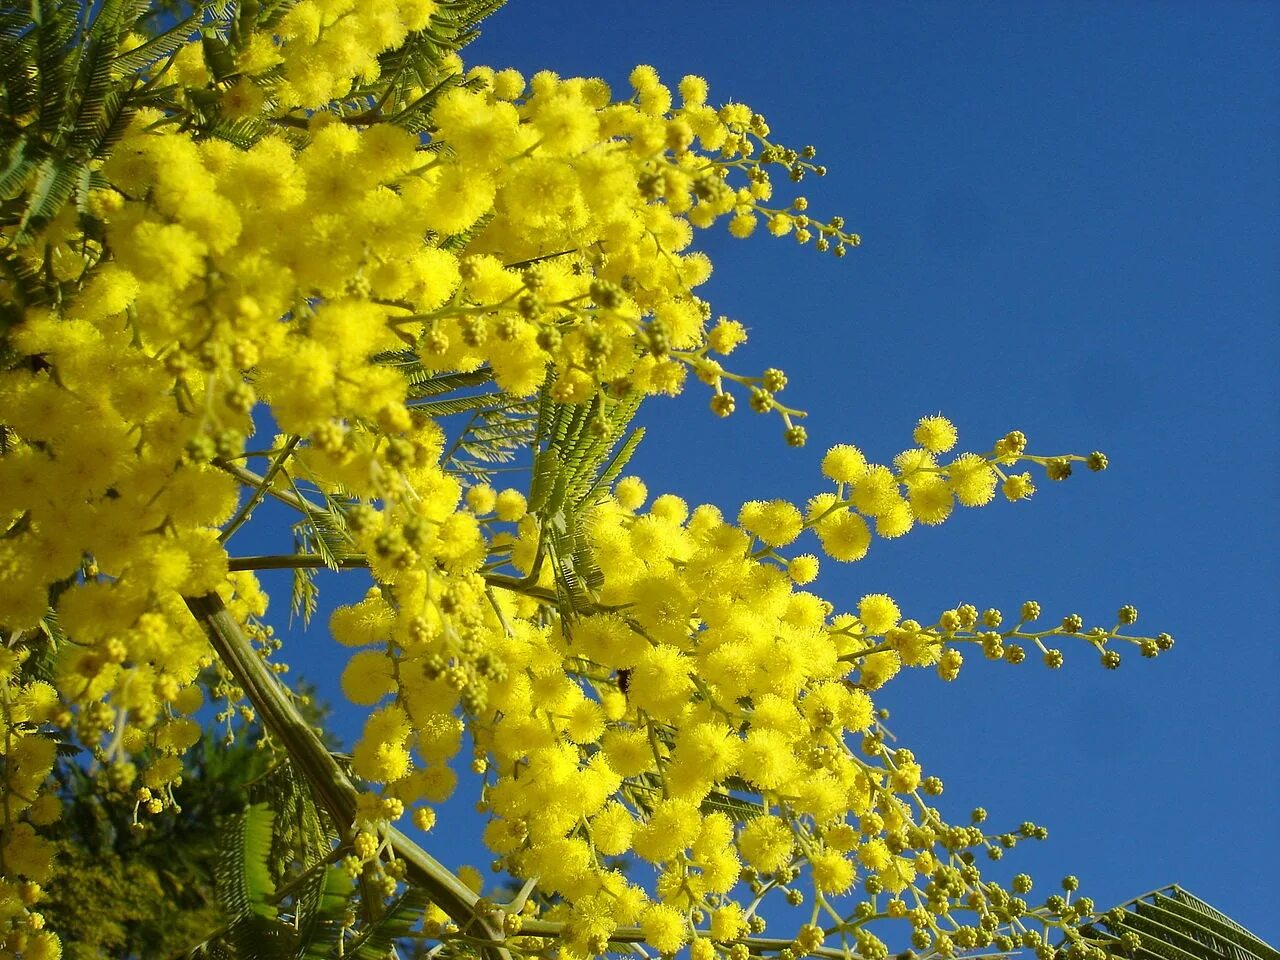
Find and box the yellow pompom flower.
[738,499,803,547]
[816,511,871,562]
[850,465,899,517]
[602,728,655,778]
[859,594,901,634]
[738,728,796,790]
[890,625,942,667]
[628,646,693,720]
[650,493,689,524]
[590,802,635,856]
[352,705,413,783]
[859,650,902,690]
[810,850,856,894]
[874,497,914,538]
[907,476,954,525]
[564,696,605,745]
[341,650,396,705]
[857,838,893,871]
[707,317,748,354]
[640,904,689,954]
[1002,472,1036,501]
[738,815,794,873]
[465,484,497,515]
[710,902,748,941]
[947,453,999,507]
[633,798,701,863]
[330,591,395,646]
[614,476,649,511]
[890,760,922,794]
[572,613,648,670]
[787,554,820,584]
[492,67,525,100]
[678,74,709,106]
[728,211,757,237]
[913,415,959,453]
[495,489,528,521]
[822,444,869,483]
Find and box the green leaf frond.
[216,802,278,922]
[344,886,435,960]
[340,0,508,129]
[200,801,303,959]
[0,0,208,243]
[1079,885,1278,960]
[529,388,644,617]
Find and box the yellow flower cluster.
[0,4,1162,957]
[325,451,1159,956]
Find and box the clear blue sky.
[264,0,1280,944]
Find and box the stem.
[517,922,853,960]
[228,553,372,571]
[226,554,561,605]
[218,460,319,517]
[185,593,510,960]
[219,435,301,545]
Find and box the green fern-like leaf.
[699,790,765,823]
[410,391,508,418]
[110,9,200,74]
[33,0,76,142]
[580,426,644,507]
[67,34,121,153]
[207,113,271,148]
[0,0,203,244]
[346,886,434,959]
[401,365,494,396]
[526,387,644,616]
[289,561,318,627]
[1080,885,1278,960]
[294,867,356,959]
[209,803,307,959]
[443,399,538,480]
[14,155,77,237]
[288,481,356,573]
[217,802,278,921]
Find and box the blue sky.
[260,0,1279,945]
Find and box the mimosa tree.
[0,3,1173,958]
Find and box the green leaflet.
[443,398,539,479]
[209,802,289,960]
[293,868,357,960]
[699,790,765,823]
[14,155,78,237]
[111,11,200,74]
[411,391,511,418]
[0,0,202,242]
[345,887,435,960]
[528,388,643,617]
[217,803,277,920]
[1081,885,1278,960]
[397,364,495,395]
[289,562,318,627]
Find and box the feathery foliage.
[1084,886,1278,960]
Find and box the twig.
[185,593,512,960]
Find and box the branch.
[184,593,511,960]
[217,459,321,517]
[218,436,301,544]
[518,921,855,960]
[228,553,372,572]
[227,554,560,604]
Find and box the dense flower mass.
[0,3,1169,958]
